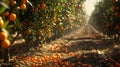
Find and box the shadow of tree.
[58,38,114,53]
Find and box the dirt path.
[11,28,119,67]
[1,27,120,67]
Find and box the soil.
[0,27,120,67]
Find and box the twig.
[10,30,21,46]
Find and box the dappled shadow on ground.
[62,48,120,67]
[42,36,117,52]
[1,27,120,67]
[62,38,114,51]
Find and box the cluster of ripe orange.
[4,0,27,22]
[15,54,62,67]
[14,53,93,67]
[112,0,120,18]
[3,11,16,21]
[0,17,10,48]
[112,6,120,18]
[9,0,27,10]
[112,0,120,30]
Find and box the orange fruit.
[63,48,68,52]
[81,63,88,67]
[65,62,69,66]
[68,52,74,56]
[114,12,119,16]
[46,28,51,33]
[31,63,36,67]
[37,30,42,35]
[3,11,9,17]
[41,37,46,41]
[110,64,114,67]
[0,16,4,27]
[1,39,11,48]
[112,0,116,3]
[9,13,17,21]
[112,6,115,10]
[56,18,61,21]
[41,3,46,10]
[71,63,75,67]
[115,6,119,10]
[106,24,110,27]
[88,64,92,67]
[34,8,39,12]
[115,62,120,66]
[115,25,119,29]
[59,26,64,30]
[20,22,24,27]
[0,31,8,40]
[51,20,56,23]
[20,3,26,10]
[40,43,44,48]
[26,29,31,35]
[21,0,28,3]
[47,32,52,37]
[76,55,81,59]
[77,61,81,65]
[41,14,46,16]
[10,0,17,6]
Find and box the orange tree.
[47,0,86,41]
[109,0,120,41]
[0,0,86,62]
[6,0,86,45]
[0,0,11,62]
[89,0,120,42]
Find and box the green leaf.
[0,6,6,14]
[7,25,14,29]
[2,20,9,28]
[61,0,67,2]
[56,6,63,12]
[14,18,21,28]
[0,2,9,9]
[56,0,67,2]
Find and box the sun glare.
[84,0,101,16]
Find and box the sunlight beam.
[84,0,101,22]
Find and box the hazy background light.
[84,0,101,16]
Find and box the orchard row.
[89,0,120,42]
[0,0,86,48]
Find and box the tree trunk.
[1,48,9,62]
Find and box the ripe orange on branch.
[10,0,17,6]
[1,39,11,48]
[9,13,17,21]
[37,30,42,35]
[41,3,46,10]
[112,6,115,10]
[47,32,52,37]
[21,0,28,3]
[59,26,64,31]
[3,11,9,17]
[114,12,119,16]
[0,31,8,40]
[115,25,119,29]
[56,18,61,21]
[112,0,117,3]
[20,3,27,10]
[20,22,24,27]
[0,16,4,27]
[26,29,31,35]
[34,8,39,12]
